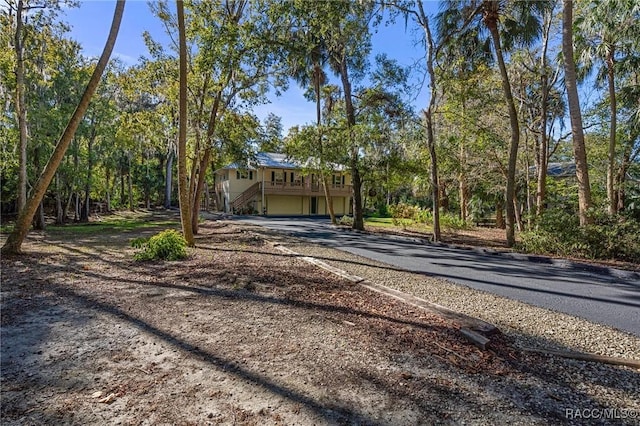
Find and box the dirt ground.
[1,214,639,425]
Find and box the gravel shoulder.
[1,217,639,425]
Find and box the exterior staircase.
[230,182,261,212]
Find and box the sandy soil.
[1,216,638,425]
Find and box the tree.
[4,0,77,213]
[562,0,592,225]
[258,113,284,153]
[176,0,194,246]
[321,1,375,231]
[283,6,337,223]
[438,0,548,246]
[575,0,638,214]
[2,0,125,255]
[151,0,287,234]
[390,0,443,241]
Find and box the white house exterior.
[214,152,352,216]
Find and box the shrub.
[132,229,188,261]
[414,208,433,225]
[338,215,354,226]
[389,202,421,220]
[518,210,640,262]
[440,212,469,230]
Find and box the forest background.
[1,0,638,262]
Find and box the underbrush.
[518,210,640,263]
[388,202,468,231]
[131,229,188,261]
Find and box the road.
[235,216,640,337]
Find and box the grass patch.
[47,217,178,236]
[364,217,396,227]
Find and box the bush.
[440,213,469,231]
[132,229,188,261]
[389,202,421,220]
[338,215,354,226]
[518,210,640,263]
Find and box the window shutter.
[236,171,240,180]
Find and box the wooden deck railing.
[262,181,352,196]
[228,181,352,213]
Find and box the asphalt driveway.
[234,216,640,337]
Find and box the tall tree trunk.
[191,149,210,235]
[32,145,46,230]
[487,22,519,247]
[337,57,364,231]
[536,13,553,219]
[314,64,336,224]
[459,143,468,223]
[165,144,174,208]
[127,155,134,211]
[562,0,592,226]
[55,173,64,225]
[536,72,550,219]
[81,124,96,222]
[105,167,112,212]
[120,169,126,206]
[496,198,505,229]
[419,6,441,242]
[606,50,617,215]
[177,0,194,246]
[2,0,126,255]
[14,0,28,213]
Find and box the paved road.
[235,216,640,337]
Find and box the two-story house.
[214,152,352,216]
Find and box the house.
[214,152,352,216]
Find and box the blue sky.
[62,1,437,132]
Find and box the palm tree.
[2,0,126,255]
[176,0,194,246]
[575,0,637,215]
[437,0,549,247]
[562,0,592,225]
[288,28,338,224]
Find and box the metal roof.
[217,152,346,172]
[528,162,576,178]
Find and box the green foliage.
[130,236,149,249]
[338,215,354,226]
[389,202,421,220]
[133,229,188,261]
[388,202,433,229]
[440,213,469,231]
[47,218,176,235]
[518,210,640,262]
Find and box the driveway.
[234,216,640,337]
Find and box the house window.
[272,170,283,183]
[332,174,344,186]
[236,170,253,180]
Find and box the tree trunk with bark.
[562,0,592,225]
[176,0,194,246]
[165,144,174,209]
[606,50,617,215]
[337,57,364,230]
[80,124,97,222]
[419,6,441,242]
[14,0,28,213]
[487,21,519,247]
